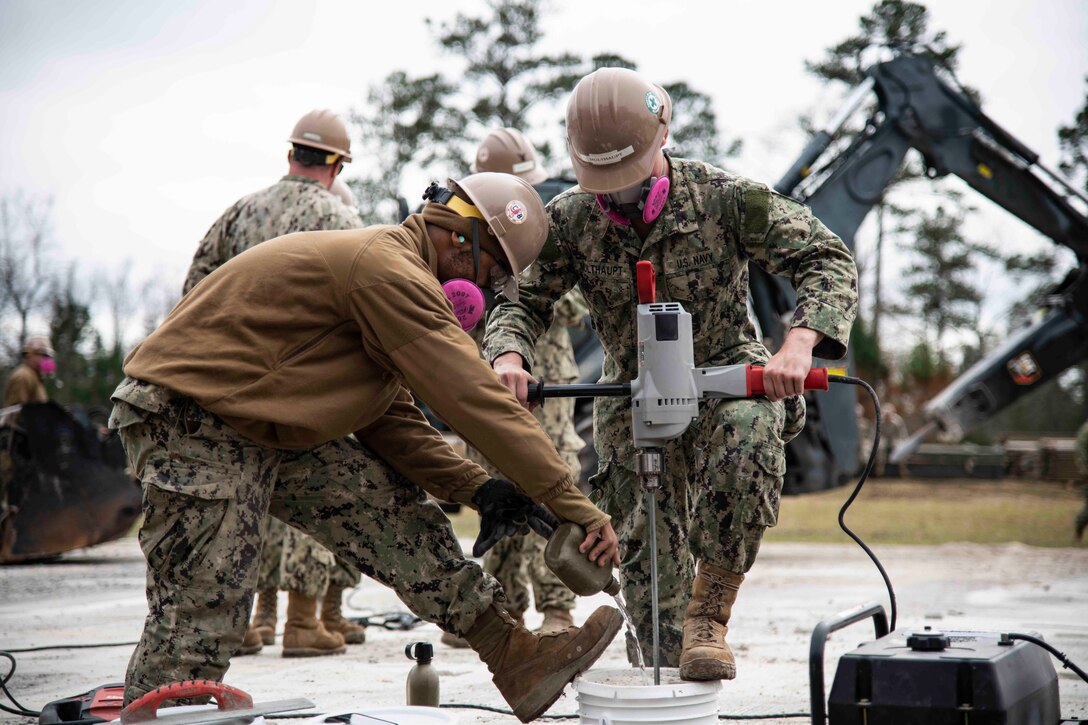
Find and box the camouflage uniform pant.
[592,395,802,667]
[256,516,361,598]
[469,396,580,618]
[114,397,500,703]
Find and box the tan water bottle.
[544,522,622,596]
[405,641,439,707]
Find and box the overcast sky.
[1,0,1086,349]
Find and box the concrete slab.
[2,537,1086,724]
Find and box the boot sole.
[513,609,624,723]
[282,646,347,657]
[236,645,262,656]
[680,658,736,681]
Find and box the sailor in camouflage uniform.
[183,109,366,656]
[485,68,858,681]
[465,130,584,638]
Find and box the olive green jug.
[544,522,622,596]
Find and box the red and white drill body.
[630,262,827,449]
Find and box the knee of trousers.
[708,522,766,575]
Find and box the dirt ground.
[2,531,1086,725]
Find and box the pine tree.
[349,0,737,222]
[898,203,996,361]
[803,0,969,356]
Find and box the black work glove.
[471,478,560,557]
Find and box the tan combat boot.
[320,584,366,645]
[537,608,575,635]
[282,591,346,657]
[251,588,278,645]
[679,562,744,681]
[465,603,623,722]
[443,610,525,648]
[237,625,263,655]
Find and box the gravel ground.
[2,537,1086,725]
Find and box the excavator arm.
[758,53,1088,489]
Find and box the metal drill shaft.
[637,449,663,685]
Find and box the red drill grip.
[120,680,253,723]
[746,366,830,396]
[636,260,656,304]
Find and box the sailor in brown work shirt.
[3,337,54,408]
[109,173,622,723]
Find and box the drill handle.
[746,365,829,396]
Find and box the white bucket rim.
[575,668,722,700]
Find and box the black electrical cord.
[3,641,137,654]
[1,651,40,717]
[827,374,898,632]
[1004,633,1088,685]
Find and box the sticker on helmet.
[645,91,660,114]
[506,200,527,224]
[478,148,491,163]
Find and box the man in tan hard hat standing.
[451,128,584,640]
[111,172,623,723]
[4,337,55,408]
[184,109,363,292]
[183,109,367,658]
[486,68,858,681]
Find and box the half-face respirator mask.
[423,182,512,332]
[596,174,670,226]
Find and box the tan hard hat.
[566,68,672,193]
[452,172,547,302]
[330,178,355,207]
[475,128,548,185]
[288,109,352,162]
[24,336,55,357]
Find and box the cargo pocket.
[140,476,233,580]
[145,456,238,501]
[748,442,785,527]
[149,406,246,500]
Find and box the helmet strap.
[471,218,481,282]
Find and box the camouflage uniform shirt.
[183,175,363,294]
[485,156,859,465]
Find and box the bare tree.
[138,277,179,337]
[0,191,55,358]
[98,258,134,354]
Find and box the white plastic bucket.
[575,668,721,724]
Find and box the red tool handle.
[120,680,253,723]
[746,365,829,397]
[636,260,656,304]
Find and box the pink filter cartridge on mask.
[642,176,670,222]
[442,278,486,331]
